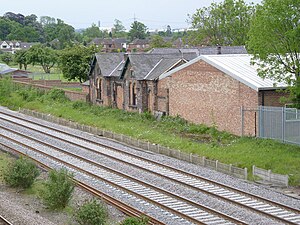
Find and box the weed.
[75,199,108,225]
[3,157,40,188]
[40,168,74,210]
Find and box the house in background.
[89,38,127,52]
[0,41,37,53]
[127,39,150,52]
[157,54,287,136]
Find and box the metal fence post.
[241,106,244,136]
[282,107,285,142]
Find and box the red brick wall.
[258,90,289,107]
[158,60,259,135]
[13,81,88,102]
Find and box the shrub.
[75,199,108,225]
[4,157,40,188]
[120,216,149,225]
[40,168,74,210]
[44,89,68,102]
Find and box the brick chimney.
[217,46,221,55]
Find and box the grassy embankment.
[0,78,299,186]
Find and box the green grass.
[1,79,300,186]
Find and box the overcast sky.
[0,0,262,30]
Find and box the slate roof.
[127,53,185,80]
[95,53,124,77]
[144,58,184,80]
[149,46,247,56]
[159,54,287,91]
[199,46,247,55]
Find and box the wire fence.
[258,106,300,145]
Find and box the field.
[0,79,299,186]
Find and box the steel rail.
[0,142,164,225]
[0,129,244,225]
[0,215,13,225]
[0,111,299,221]
[0,110,300,224]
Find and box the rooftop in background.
[149,46,247,56]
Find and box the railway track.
[0,111,242,225]
[0,215,12,225]
[0,109,300,224]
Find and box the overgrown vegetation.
[40,168,74,210]
[120,216,149,225]
[75,199,108,225]
[3,156,40,188]
[0,79,300,185]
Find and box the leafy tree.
[128,21,148,41]
[247,0,300,107]
[40,16,56,26]
[14,49,29,70]
[3,12,25,25]
[150,35,172,48]
[112,19,126,37]
[0,18,15,40]
[59,44,100,82]
[26,44,58,73]
[190,0,255,45]
[1,52,13,65]
[82,23,102,40]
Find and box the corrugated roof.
[159,54,287,91]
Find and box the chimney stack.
[217,46,221,55]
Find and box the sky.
[0,0,262,30]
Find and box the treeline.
[0,0,256,49]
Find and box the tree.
[112,19,126,37]
[247,0,300,107]
[14,49,29,70]
[190,0,255,46]
[150,35,172,48]
[82,23,102,40]
[128,21,148,41]
[59,44,100,82]
[1,52,13,65]
[26,44,58,73]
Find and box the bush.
[40,168,74,210]
[120,216,149,225]
[4,157,40,188]
[44,89,69,102]
[75,199,108,225]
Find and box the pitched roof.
[199,46,247,55]
[149,46,247,56]
[95,53,124,77]
[159,54,287,91]
[144,58,184,80]
[127,53,185,80]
